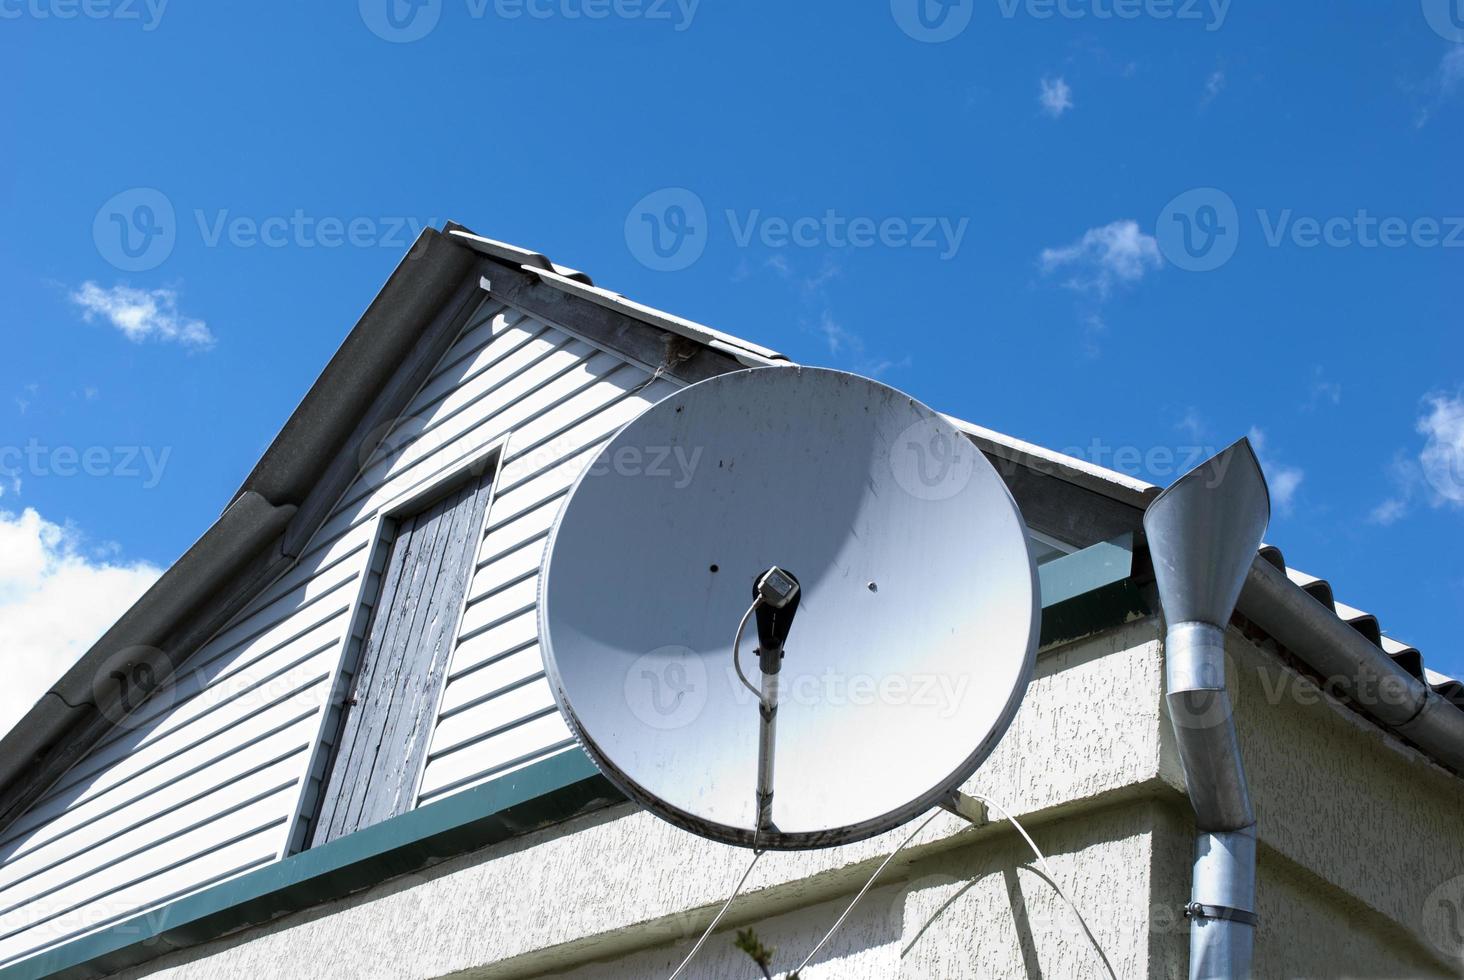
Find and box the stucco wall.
[110,622,1171,979]
[1201,629,1464,977]
[107,618,1464,979]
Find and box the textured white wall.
[110,621,1170,979]
[107,619,1464,979]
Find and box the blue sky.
[1,1,1460,730]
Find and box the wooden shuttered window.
[308,468,495,847]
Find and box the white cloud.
[814,311,909,379]
[1203,69,1226,103]
[818,310,857,356]
[1247,427,1304,516]
[1370,497,1408,526]
[1369,393,1464,523]
[1305,366,1342,410]
[0,508,160,739]
[1440,47,1464,98]
[1040,219,1162,297]
[1175,407,1206,441]
[1418,393,1464,506]
[70,282,215,349]
[1415,48,1464,128]
[1039,76,1073,118]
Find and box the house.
[0,225,1461,978]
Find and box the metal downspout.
[1144,439,1271,980]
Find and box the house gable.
[0,276,686,969]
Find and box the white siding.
[0,293,680,969]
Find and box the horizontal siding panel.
[192,560,362,669]
[481,449,591,533]
[465,537,545,607]
[446,611,538,682]
[409,317,546,418]
[437,644,546,721]
[497,374,676,487]
[418,304,517,388]
[336,336,602,513]
[0,750,306,898]
[59,621,345,797]
[251,521,376,612]
[24,660,330,821]
[307,348,627,551]
[0,785,297,939]
[430,678,557,759]
[455,576,538,643]
[397,328,573,450]
[0,824,283,968]
[474,497,561,571]
[495,364,649,471]
[418,710,575,804]
[1,709,320,866]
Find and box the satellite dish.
[539,366,1038,850]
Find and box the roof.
[1,223,1459,828]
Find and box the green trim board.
[4,535,1141,980]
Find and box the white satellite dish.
[539,366,1038,850]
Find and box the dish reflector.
[539,367,1038,849]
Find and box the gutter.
[1239,558,1464,775]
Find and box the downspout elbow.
[1145,439,1271,980]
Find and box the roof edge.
[0,229,486,816]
